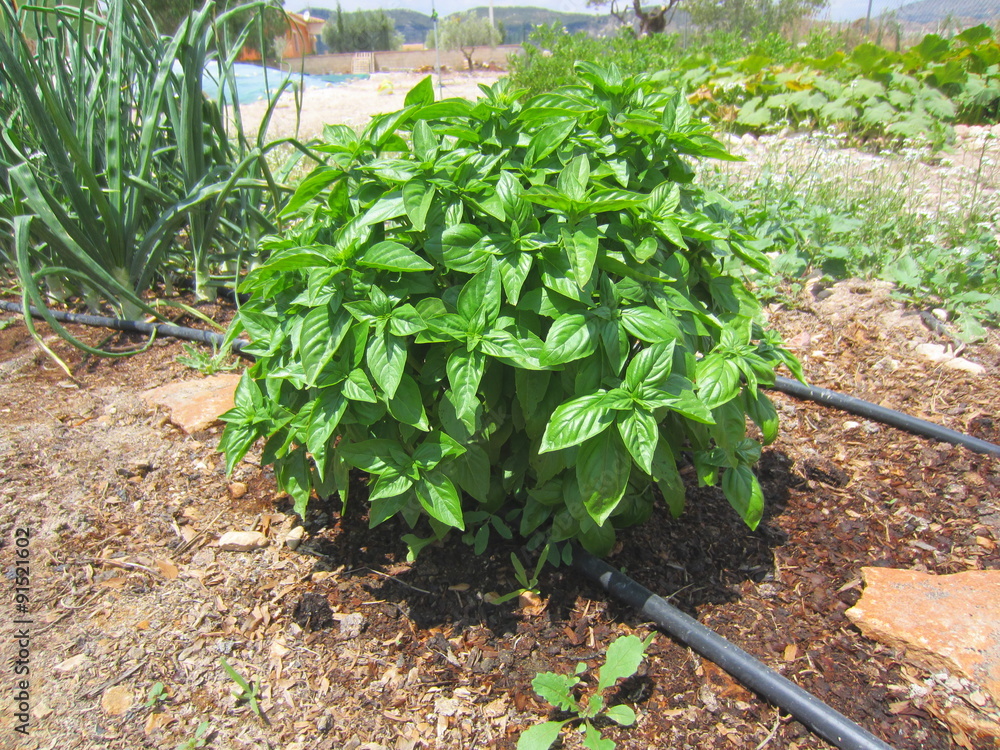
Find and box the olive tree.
[436,12,503,70]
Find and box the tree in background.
[586,0,681,35]
[139,0,286,59]
[685,0,827,35]
[322,4,402,53]
[586,0,826,37]
[433,12,503,70]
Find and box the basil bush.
[219,63,803,561]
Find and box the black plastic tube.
[0,301,252,358]
[573,549,896,750]
[4,300,998,458]
[770,375,1000,457]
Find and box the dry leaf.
[54,654,89,673]
[144,711,175,735]
[155,559,179,579]
[101,685,134,716]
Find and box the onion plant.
[0,0,296,356]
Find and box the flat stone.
[215,530,268,551]
[141,374,241,434]
[846,567,1000,704]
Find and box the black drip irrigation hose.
[0,301,251,358]
[770,375,1000,457]
[4,300,997,456]
[574,549,897,750]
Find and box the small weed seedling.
[175,342,238,375]
[144,681,169,708]
[518,633,654,750]
[175,720,212,750]
[220,657,264,721]
[486,546,550,605]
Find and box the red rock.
[141,374,241,434]
[846,567,1000,704]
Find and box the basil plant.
[220,63,802,561]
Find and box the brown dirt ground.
[0,279,998,750]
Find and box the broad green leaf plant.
[518,634,654,750]
[220,63,802,560]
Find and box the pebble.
[285,526,305,550]
[215,531,268,551]
[339,612,366,639]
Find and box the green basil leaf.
[343,368,377,402]
[415,470,465,530]
[387,374,429,430]
[577,429,631,527]
[299,307,352,387]
[651,439,685,517]
[402,179,435,232]
[697,354,742,410]
[563,220,600,290]
[617,409,657,475]
[541,313,597,366]
[625,341,675,391]
[557,154,590,203]
[405,75,435,107]
[620,307,682,343]
[412,431,467,470]
[367,329,406,399]
[306,389,347,476]
[338,439,410,473]
[357,240,433,272]
[447,348,485,422]
[721,465,764,530]
[745,389,779,445]
[540,392,614,453]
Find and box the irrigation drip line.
[0,301,250,357]
[573,549,898,750]
[4,299,998,456]
[770,375,1000,457]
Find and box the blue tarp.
[201,62,367,102]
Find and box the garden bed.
[0,279,997,750]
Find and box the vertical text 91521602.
[11,528,32,736]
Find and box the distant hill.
[891,0,1000,25]
[295,5,609,46]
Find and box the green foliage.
[0,0,297,358]
[175,721,212,750]
[144,681,169,708]
[511,23,1000,144]
[705,135,1000,338]
[220,657,263,719]
[176,342,240,375]
[219,64,798,561]
[321,4,402,53]
[435,11,504,70]
[507,24,679,99]
[518,634,654,750]
[685,0,828,37]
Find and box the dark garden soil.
[0,280,998,750]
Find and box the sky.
[288,0,906,23]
